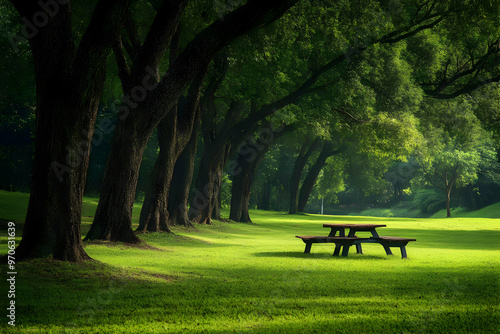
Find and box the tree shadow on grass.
[253,251,389,260]
[382,229,500,251]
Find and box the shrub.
[411,188,445,214]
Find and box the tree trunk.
[445,177,455,218]
[18,96,93,261]
[136,114,176,233]
[230,147,267,223]
[137,66,207,232]
[258,180,272,210]
[168,112,200,227]
[211,163,223,220]
[230,123,291,222]
[188,146,225,224]
[446,189,452,217]
[289,137,321,214]
[297,142,339,212]
[189,100,242,224]
[89,0,297,239]
[86,118,151,243]
[11,0,130,261]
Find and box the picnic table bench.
[296,224,416,258]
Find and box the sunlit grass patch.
[1,192,499,333]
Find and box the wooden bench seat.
[376,236,416,259]
[296,235,416,258]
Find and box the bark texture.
[229,146,268,223]
[137,67,206,233]
[167,112,200,227]
[11,0,130,260]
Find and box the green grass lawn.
[1,190,499,333]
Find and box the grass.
[431,202,500,219]
[0,190,499,333]
[355,207,424,218]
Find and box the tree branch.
[131,0,188,79]
[113,34,131,89]
[379,14,446,44]
[123,9,141,60]
[148,0,299,123]
[72,0,131,91]
[422,39,500,98]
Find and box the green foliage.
[219,173,232,208]
[415,97,499,210]
[356,207,423,218]
[411,188,446,214]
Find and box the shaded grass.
[0,191,499,333]
[431,202,500,218]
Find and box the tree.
[86,0,299,242]
[288,136,321,214]
[229,122,291,222]
[136,63,207,233]
[166,56,228,227]
[187,0,453,223]
[421,145,495,217]
[417,96,498,216]
[297,141,342,212]
[7,0,131,261]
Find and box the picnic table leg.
[400,246,408,259]
[355,243,363,254]
[370,229,380,238]
[304,242,312,254]
[328,227,345,237]
[341,243,351,257]
[382,244,393,256]
[333,244,342,256]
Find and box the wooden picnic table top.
[322,223,387,229]
[322,223,386,238]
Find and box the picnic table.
[296,223,416,258]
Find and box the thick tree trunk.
[297,142,339,212]
[136,115,176,233]
[289,137,320,214]
[137,67,206,232]
[11,0,129,261]
[188,147,225,224]
[86,117,151,243]
[18,99,93,261]
[230,148,267,223]
[168,113,200,227]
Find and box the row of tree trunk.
[13,0,484,262]
[13,0,299,261]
